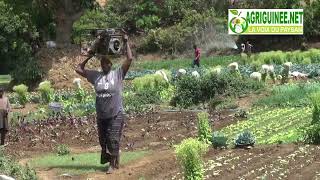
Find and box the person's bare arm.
[75,56,93,78]
[121,34,133,77]
[76,37,100,78]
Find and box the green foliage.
[55,144,70,156]
[235,130,256,147]
[140,8,218,54]
[197,112,212,144]
[133,56,236,71]
[248,49,320,66]
[172,71,264,108]
[0,150,37,180]
[132,73,170,103]
[255,82,320,108]
[175,138,209,180]
[75,88,86,103]
[38,81,54,104]
[212,132,228,149]
[73,8,109,43]
[309,92,320,124]
[171,75,203,108]
[303,124,320,144]
[222,108,311,145]
[236,0,301,9]
[4,0,55,40]
[0,1,43,84]
[132,74,168,92]
[304,0,320,39]
[12,84,29,106]
[123,90,155,114]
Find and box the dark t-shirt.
[86,67,124,119]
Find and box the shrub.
[12,84,29,106]
[234,130,256,147]
[309,92,320,124]
[55,144,70,156]
[132,74,169,92]
[175,138,209,180]
[304,124,320,144]
[38,81,54,104]
[0,148,37,180]
[75,88,86,103]
[197,112,212,144]
[171,75,202,108]
[212,132,228,149]
[123,90,154,114]
[172,71,264,108]
[0,2,43,85]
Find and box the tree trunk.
[55,16,74,48]
[54,2,85,48]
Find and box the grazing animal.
[250,72,262,81]
[155,70,169,82]
[228,62,239,71]
[191,71,200,78]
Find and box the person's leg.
[115,117,124,169]
[106,112,124,173]
[97,118,109,165]
[0,130,5,145]
[196,60,200,68]
[192,60,195,68]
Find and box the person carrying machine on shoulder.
[75,29,133,174]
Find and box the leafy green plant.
[38,81,54,104]
[55,144,70,156]
[12,84,29,106]
[175,138,209,180]
[0,150,37,180]
[255,82,320,108]
[171,75,202,108]
[75,88,86,103]
[0,1,43,85]
[132,74,169,92]
[235,130,256,147]
[212,132,228,149]
[303,124,320,144]
[309,92,320,124]
[197,112,212,144]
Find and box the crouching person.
[0,88,10,146]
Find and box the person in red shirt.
[193,44,201,68]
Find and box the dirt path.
[8,110,237,180]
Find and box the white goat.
[228,62,239,71]
[176,69,187,78]
[191,71,200,78]
[155,70,169,82]
[250,72,262,81]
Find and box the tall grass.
[132,55,237,70]
[254,82,320,107]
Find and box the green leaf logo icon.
[230,10,238,16]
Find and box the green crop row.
[221,108,312,145]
